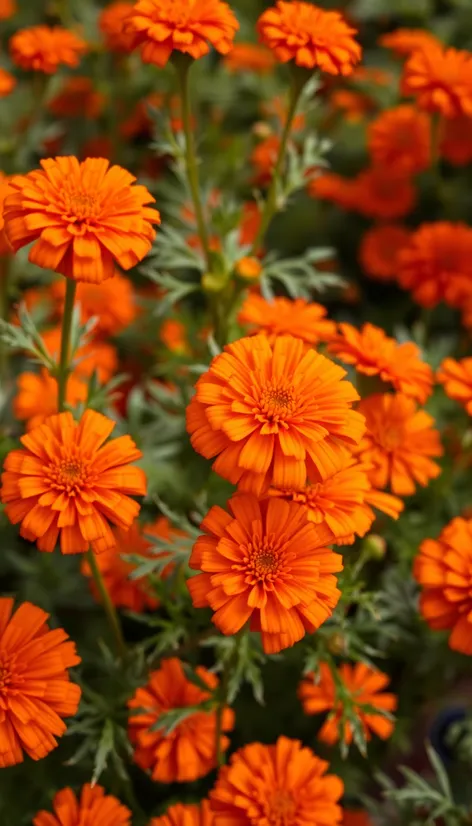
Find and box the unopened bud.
[363,534,387,560]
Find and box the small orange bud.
[235,256,263,280]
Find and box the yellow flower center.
[257,382,296,426]
[47,452,93,495]
[377,425,404,451]
[242,537,284,583]
[267,791,296,826]
[63,189,99,221]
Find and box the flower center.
[0,660,12,693]
[241,536,285,584]
[377,425,404,451]
[63,188,99,221]
[46,452,92,495]
[256,382,297,427]
[267,791,296,826]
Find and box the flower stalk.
[87,548,127,660]
[57,278,77,412]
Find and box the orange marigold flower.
[224,42,275,74]
[402,45,472,118]
[397,221,472,309]
[368,105,431,174]
[0,598,81,768]
[126,0,239,68]
[48,77,104,119]
[235,256,263,280]
[150,802,213,826]
[0,68,16,98]
[309,172,356,210]
[42,326,118,383]
[238,295,336,346]
[0,173,12,256]
[160,319,189,354]
[440,115,472,166]
[437,357,472,415]
[99,2,135,53]
[210,736,343,826]
[82,516,179,612]
[0,0,15,19]
[414,518,472,655]
[299,662,396,745]
[250,134,282,186]
[33,784,131,826]
[10,26,87,74]
[186,334,365,495]
[188,494,342,654]
[330,89,373,123]
[14,368,88,431]
[239,202,262,248]
[356,393,442,496]
[328,322,434,403]
[257,1,361,75]
[350,166,416,220]
[379,28,440,57]
[51,272,137,335]
[269,454,403,546]
[359,223,411,282]
[128,657,234,782]
[1,409,146,554]
[4,156,160,284]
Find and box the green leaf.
[92,719,115,786]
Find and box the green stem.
[249,78,305,257]
[175,58,212,271]
[87,548,127,659]
[57,279,77,412]
[0,257,10,384]
[215,659,231,768]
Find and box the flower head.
[328,322,434,403]
[187,334,364,495]
[0,0,15,19]
[33,784,131,826]
[10,25,87,73]
[82,517,182,611]
[368,105,431,174]
[0,173,12,256]
[397,221,472,309]
[4,156,160,284]
[224,42,275,74]
[188,493,342,654]
[402,45,472,118]
[359,224,411,282]
[0,69,16,98]
[128,657,234,782]
[414,517,472,655]
[238,295,336,346]
[51,272,137,334]
[440,116,472,166]
[269,454,403,545]
[210,736,343,826]
[99,2,135,53]
[48,77,104,119]
[150,802,213,826]
[126,0,239,68]
[355,393,442,496]
[14,369,88,431]
[299,662,396,745]
[235,256,263,280]
[379,28,439,57]
[257,1,361,75]
[350,166,416,220]
[1,409,146,554]
[309,172,356,210]
[0,598,81,768]
[437,358,472,415]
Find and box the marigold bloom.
[14,369,88,431]
[210,736,343,826]
[10,26,87,74]
[250,134,282,186]
[0,599,81,768]
[257,1,361,75]
[414,518,472,655]
[359,224,411,282]
[48,77,104,119]
[4,156,160,284]
[82,516,180,612]
[368,105,431,174]
[33,784,131,826]
[1,409,146,554]
[224,42,275,74]
[309,172,356,210]
[440,115,472,166]
[350,167,416,220]
[437,358,472,415]
[356,393,442,496]
[42,326,118,383]
[0,0,15,19]
[299,661,396,745]
[51,271,137,334]
[238,295,336,346]
[397,222,472,309]
[402,45,472,118]
[160,319,189,354]
[187,334,365,495]
[0,68,16,98]
[188,494,342,654]
[379,28,439,57]
[128,657,234,782]
[239,202,262,247]
[330,89,373,123]
[126,0,239,67]
[99,2,135,53]
[0,173,12,256]
[269,455,403,546]
[150,802,213,826]
[328,322,434,403]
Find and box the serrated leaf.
[92,719,115,786]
